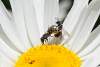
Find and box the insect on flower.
[0,0,100,67]
[40,20,63,44]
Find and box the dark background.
[1,0,100,31]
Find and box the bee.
[40,21,63,44]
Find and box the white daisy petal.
[19,0,41,46]
[67,0,100,52]
[78,31,100,57]
[0,2,26,52]
[77,25,100,54]
[0,38,20,61]
[0,0,12,20]
[43,0,59,32]
[33,0,44,36]
[0,56,13,67]
[63,0,89,34]
[0,25,23,53]
[9,0,32,48]
[58,0,73,21]
[81,47,100,67]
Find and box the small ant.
[40,21,63,44]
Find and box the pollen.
[15,44,82,67]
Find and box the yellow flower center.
[15,44,82,67]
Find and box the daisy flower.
[0,0,100,67]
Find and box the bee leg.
[40,37,45,45]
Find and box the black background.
[1,0,100,31]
